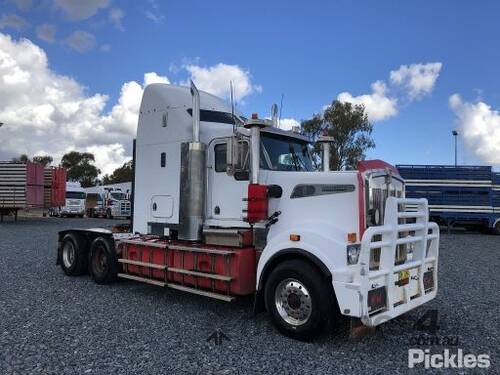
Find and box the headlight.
[346,244,361,265]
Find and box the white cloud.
[0,34,261,175]
[278,118,300,131]
[145,10,165,24]
[36,24,56,43]
[0,33,170,175]
[184,63,260,101]
[0,14,28,30]
[337,62,442,122]
[390,62,442,100]
[144,72,170,86]
[86,144,128,175]
[449,94,500,165]
[109,8,124,30]
[145,0,165,24]
[54,0,110,20]
[337,81,398,121]
[64,30,96,53]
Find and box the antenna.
[278,93,284,127]
[271,104,278,127]
[230,80,235,134]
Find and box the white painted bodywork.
[134,84,238,233]
[134,84,439,325]
[61,181,85,216]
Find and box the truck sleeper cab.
[57,83,439,340]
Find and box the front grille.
[120,201,131,211]
[366,172,405,270]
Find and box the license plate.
[423,270,434,292]
[397,270,410,286]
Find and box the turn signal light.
[347,232,357,243]
[290,234,301,242]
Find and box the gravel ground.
[0,217,498,374]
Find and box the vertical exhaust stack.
[317,133,334,172]
[271,104,278,127]
[244,113,269,184]
[178,81,207,241]
[244,114,270,224]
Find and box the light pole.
[452,130,458,167]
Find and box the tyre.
[89,236,118,284]
[106,209,113,219]
[264,259,336,340]
[78,214,84,218]
[493,221,500,235]
[60,233,88,276]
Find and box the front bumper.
[61,207,85,215]
[332,197,440,326]
[112,208,131,217]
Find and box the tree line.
[12,100,374,186]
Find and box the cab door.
[207,138,249,226]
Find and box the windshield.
[66,191,85,199]
[260,133,314,172]
[110,192,126,200]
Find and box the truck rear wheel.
[89,236,118,284]
[493,221,500,235]
[264,259,334,340]
[60,233,88,276]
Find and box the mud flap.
[349,317,376,340]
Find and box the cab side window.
[214,142,249,180]
[215,144,227,172]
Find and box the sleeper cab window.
[160,152,166,168]
[215,144,226,172]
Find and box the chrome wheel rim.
[274,278,312,326]
[62,241,75,268]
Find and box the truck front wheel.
[89,236,118,284]
[60,233,88,276]
[264,259,334,340]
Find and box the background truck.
[397,164,500,234]
[0,161,44,221]
[52,181,86,217]
[84,184,131,219]
[56,83,439,340]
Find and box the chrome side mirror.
[226,136,248,176]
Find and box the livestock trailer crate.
[397,164,500,233]
[44,166,66,209]
[0,161,44,221]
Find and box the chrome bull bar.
[358,197,439,326]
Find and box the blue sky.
[0,0,499,173]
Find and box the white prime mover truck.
[56,83,439,340]
[52,181,86,217]
[84,184,131,219]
